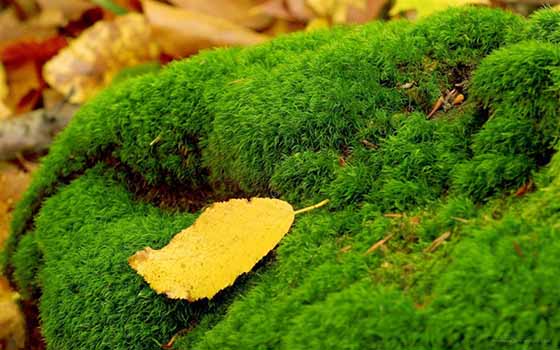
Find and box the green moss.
[12,232,41,299]
[269,150,339,206]
[3,6,560,350]
[508,8,560,44]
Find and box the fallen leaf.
[0,277,25,350]
[41,88,65,109]
[0,63,7,101]
[0,7,58,50]
[43,13,159,103]
[305,17,329,30]
[262,18,306,36]
[0,63,9,118]
[169,0,273,30]
[129,198,295,301]
[0,161,36,246]
[391,0,490,18]
[306,0,375,23]
[60,7,105,37]
[1,35,68,68]
[143,0,269,58]
[346,0,391,23]
[12,0,40,19]
[4,61,43,114]
[36,0,96,21]
[251,0,315,22]
[251,0,296,21]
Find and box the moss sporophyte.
[2,6,560,350]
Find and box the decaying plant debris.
[2,6,560,350]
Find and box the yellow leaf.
[391,0,490,18]
[129,198,295,301]
[305,17,330,31]
[42,13,159,103]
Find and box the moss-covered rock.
[3,6,560,350]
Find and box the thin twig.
[451,216,469,224]
[424,231,451,253]
[364,233,394,255]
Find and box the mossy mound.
[3,6,560,350]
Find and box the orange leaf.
[4,61,43,114]
[1,35,67,68]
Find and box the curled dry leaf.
[169,0,273,30]
[129,198,295,301]
[143,0,269,58]
[43,13,159,103]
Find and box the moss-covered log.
[2,6,560,350]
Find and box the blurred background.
[0,0,559,349]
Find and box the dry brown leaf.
[306,0,369,23]
[169,0,273,30]
[4,61,42,114]
[143,0,269,58]
[250,0,315,22]
[43,13,159,103]
[129,198,295,301]
[346,0,391,23]
[286,0,316,20]
[251,0,296,21]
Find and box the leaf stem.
[294,199,330,215]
